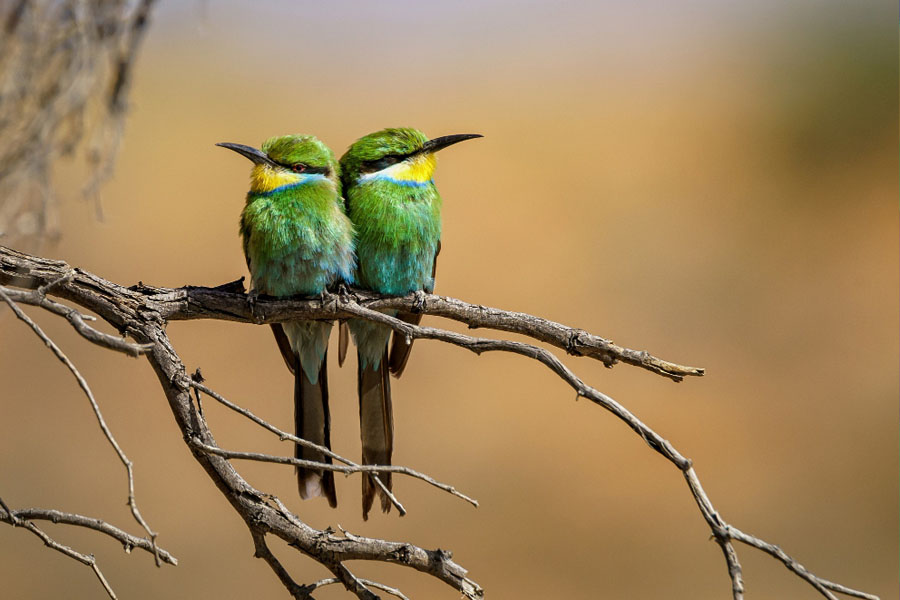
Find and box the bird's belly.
[359,245,435,295]
[249,244,340,297]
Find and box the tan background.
[1,1,896,598]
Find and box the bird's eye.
[291,163,308,173]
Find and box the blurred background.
[0,1,896,598]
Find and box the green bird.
[218,134,355,508]
[339,127,481,518]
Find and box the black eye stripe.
[361,154,405,172]
[270,159,329,175]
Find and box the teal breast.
[350,179,441,295]
[241,188,355,297]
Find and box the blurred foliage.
[764,9,896,170]
[0,0,154,254]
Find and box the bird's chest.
[355,194,440,295]
[242,200,336,297]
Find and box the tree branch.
[1,284,152,356]
[0,495,119,599]
[189,379,476,513]
[0,244,877,600]
[0,505,177,565]
[0,285,161,566]
[189,434,476,509]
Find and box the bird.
[339,127,482,518]
[218,134,355,508]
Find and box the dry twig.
[0,285,161,567]
[0,504,176,565]
[189,380,477,510]
[0,495,119,599]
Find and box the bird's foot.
[336,281,363,304]
[248,289,262,323]
[411,289,427,314]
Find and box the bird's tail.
[387,312,423,377]
[295,351,337,507]
[358,347,393,519]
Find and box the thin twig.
[0,506,177,565]
[188,380,408,515]
[190,438,477,508]
[0,287,161,566]
[727,525,878,600]
[0,495,118,599]
[190,379,478,511]
[0,285,151,356]
[310,578,410,600]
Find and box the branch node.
[565,329,586,356]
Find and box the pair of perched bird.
[218,128,481,518]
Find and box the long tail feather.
[387,312,423,377]
[338,321,350,367]
[295,351,337,507]
[359,347,393,519]
[271,323,297,374]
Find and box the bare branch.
[251,530,309,598]
[190,378,405,515]
[310,577,410,600]
[0,286,161,565]
[0,495,118,599]
[254,524,409,600]
[0,284,151,356]
[191,438,477,508]
[727,525,878,600]
[189,380,477,510]
[0,505,177,565]
[361,292,705,381]
[0,245,877,600]
[165,285,704,381]
[0,245,702,380]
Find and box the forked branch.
[0,245,877,600]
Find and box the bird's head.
[339,128,481,189]
[217,134,339,195]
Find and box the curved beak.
[216,142,277,167]
[420,133,483,154]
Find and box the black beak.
[420,133,483,154]
[216,142,277,167]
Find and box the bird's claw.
[411,289,427,314]
[248,289,262,323]
[338,281,364,303]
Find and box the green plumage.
[222,134,354,507]
[340,127,480,518]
